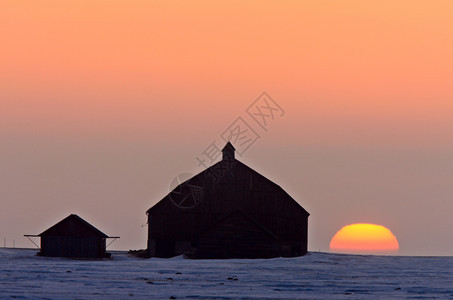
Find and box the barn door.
[155,239,175,258]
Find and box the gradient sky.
[1,1,452,255]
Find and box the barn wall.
[192,212,282,259]
[147,160,309,258]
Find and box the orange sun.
[330,223,399,254]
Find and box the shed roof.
[39,214,109,238]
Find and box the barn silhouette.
[146,142,309,258]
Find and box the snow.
[1,248,452,299]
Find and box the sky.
[1,1,452,256]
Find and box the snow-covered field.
[1,248,452,299]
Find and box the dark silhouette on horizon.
[146,142,309,259]
[25,214,118,258]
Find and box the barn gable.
[147,142,309,258]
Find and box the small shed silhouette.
[25,214,118,258]
[146,142,309,259]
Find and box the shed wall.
[40,236,106,258]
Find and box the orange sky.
[2,1,452,133]
[1,1,452,255]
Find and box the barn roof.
[147,142,309,216]
[39,214,109,238]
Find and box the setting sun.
[330,224,399,254]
